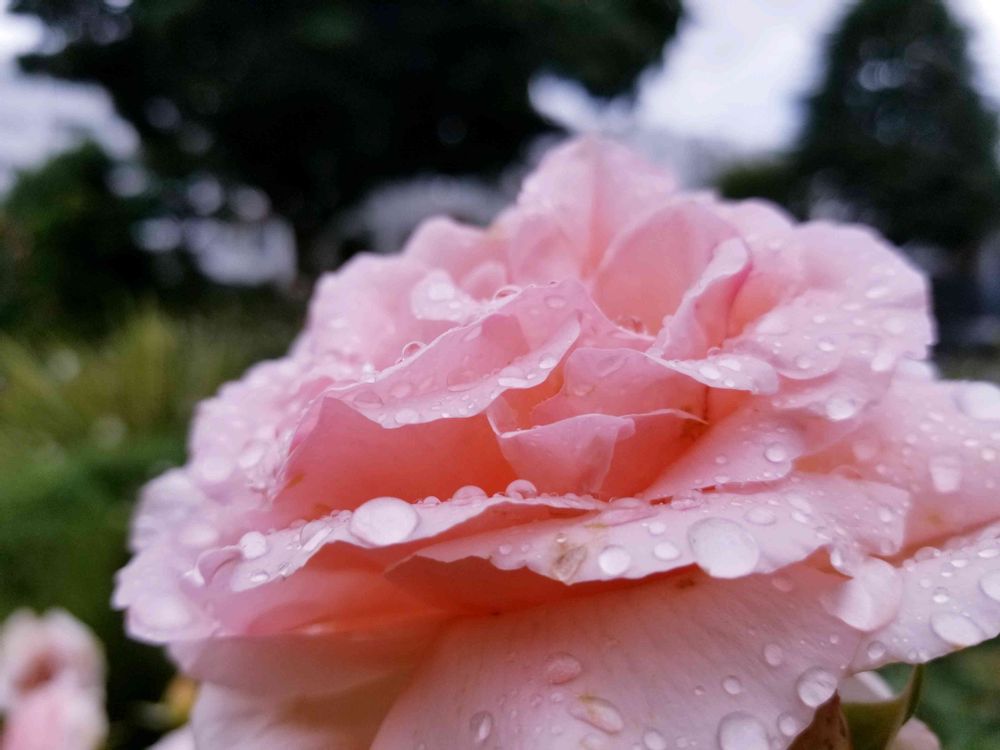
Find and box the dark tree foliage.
[719,0,1000,333]
[0,144,176,335]
[12,0,682,269]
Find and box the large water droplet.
[717,711,769,750]
[653,541,681,561]
[954,382,1000,421]
[981,570,1000,602]
[763,443,788,463]
[641,728,668,750]
[506,479,538,498]
[569,696,624,734]
[688,518,760,578]
[796,667,837,708]
[763,644,784,667]
[597,545,631,576]
[866,641,887,661]
[929,456,962,494]
[238,530,268,560]
[349,497,419,545]
[469,711,493,744]
[777,714,800,737]
[745,507,776,526]
[544,653,583,684]
[930,612,984,647]
[722,676,743,695]
[825,395,858,422]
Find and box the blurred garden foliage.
[0,308,295,747]
[719,0,1000,335]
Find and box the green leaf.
[843,666,925,750]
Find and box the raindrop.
[641,728,668,750]
[764,444,788,463]
[539,355,559,370]
[866,641,887,661]
[722,676,743,695]
[825,396,858,422]
[763,644,784,667]
[930,612,984,647]
[238,531,268,560]
[469,711,493,745]
[699,363,721,380]
[954,382,1000,421]
[796,667,837,707]
[688,518,760,578]
[980,570,1000,602]
[544,653,583,684]
[506,479,538,498]
[717,711,769,750]
[598,546,632,576]
[349,497,419,545]
[777,714,800,737]
[653,541,681,561]
[569,696,625,734]
[929,456,962,494]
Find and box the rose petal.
[371,566,861,750]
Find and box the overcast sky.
[2,0,1000,154]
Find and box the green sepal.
[842,666,925,750]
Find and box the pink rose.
[0,610,106,750]
[116,137,1000,749]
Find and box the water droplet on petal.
[469,711,493,744]
[394,407,420,425]
[544,653,583,684]
[653,541,681,561]
[506,479,538,498]
[688,518,760,578]
[238,531,268,560]
[866,641,887,661]
[763,644,784,667]
[954,382,1000,421]
[825,395,858,421]
[569,696,624,734]
[764,443,788,463]
[929,456,963,494]
[718,711,769,750]
[981,570,1000,602]
[796,667,837,707]
[597,545,631,576]
[349,497,419,545]
[641,728,668,750]
[777,714,800,737]
[930,612,984,647]
[722,676,743,695]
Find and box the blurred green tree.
[0,143,198,336]
[719,0,1000,326]
[11,0,682,272]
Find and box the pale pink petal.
[191,678,400,750]
[371,566,861,750]
[1,682,106,750]
[389,475,909,610]
[852,525,1000,670]
[591,203,737,333]
[500,136,677,282]
[806,378,1000,548]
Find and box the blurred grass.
[0,306,296,748]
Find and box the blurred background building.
[2,2,1000,747]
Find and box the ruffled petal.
[371,566,862,750]
[852,524,1000,670]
